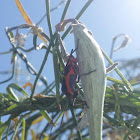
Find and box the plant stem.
[70,107,82,140]
[30,43,52,100]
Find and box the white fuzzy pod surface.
[72,23,106,140]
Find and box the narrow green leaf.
[51,111,64,131]
[30,43,52,100]
[75,0,94,20]
[0,123,7,138]
[106,86,112,93]
[107,76,124,85]
[11,51,17,63]
[131,81,140,86]
[5,27,14,39]
[7,87,19,102]
[55,111,64,124]
[53,48,60,108]
[0,93,6,103]
[31,129,36,140]
[123,131,132,140]
[9,30,14,38]
[62,0,94,40]
[31,116,44,126]
[105,93,113,98]
[70,108,82,139]
[0,120,3,125]
[133,102,140,106]
[5,103,18,112]
[43,136,49,140]
[46,0,53,43]
[61,0,71,21]
[44,81,55,94]
[33,35,37,49]
[132,114,140,131]
[11,115,24,140]
[0,49,14,55]
[6,120,11,140]
[101,49,133,92]
[9,83,29,98]
[21,118,26,140]
[40,110,54,126]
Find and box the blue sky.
[0,0,140,139]
[0,0,140,91]
[0,0,140,92]
[0,0,140,93]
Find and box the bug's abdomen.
[62,66,77,99]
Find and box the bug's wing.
[69,74,77,93]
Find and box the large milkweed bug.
[55,22,95,107]
[61,43,96,107]
[62,48,79,106]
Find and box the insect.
[62,48,79,106]
[62,49,96,107]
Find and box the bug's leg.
[68,98,74,107]
[73,99,88,109]
[71,39,80,55]
[69,90,78,107]
[80,69,96,77]
[72,98,76,106]
[76,76,80,83]
[76,69,96,82]
[60,113,64,126]
[74,88,89,108]
[81,100,89,108]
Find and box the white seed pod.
[71,21,106,140]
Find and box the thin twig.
[30,43,52,100]
[46,0,54,46]
[0,61,15,84]
[5,30,48,86]
[70,107,82,140]
[36,0,66,25]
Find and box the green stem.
[0,49,13,55]
[53,48,60,108]
[0,61,15,84]
[101,49,133,92]
[5,29,48,86]
[36,1,65,26]
[123,131,132,140]
[70,107,82,140]
[15,46,35,52]
[75,0,94,19]
[62,0,94,40]
[46,0,54,46]
[30,43,52,100]
[107,76,124,85]
[61,0,72,21]
[53,0,71,53]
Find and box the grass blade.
[61,0,71,21]
[21,118,26,140]
[11,115,24,140]
[101,49,133,92]
[9,83,29,98]
[40,110,54,126]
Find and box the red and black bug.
[61,48,79,106]
[61,46,96,107]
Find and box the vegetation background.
[0,0,140,139]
